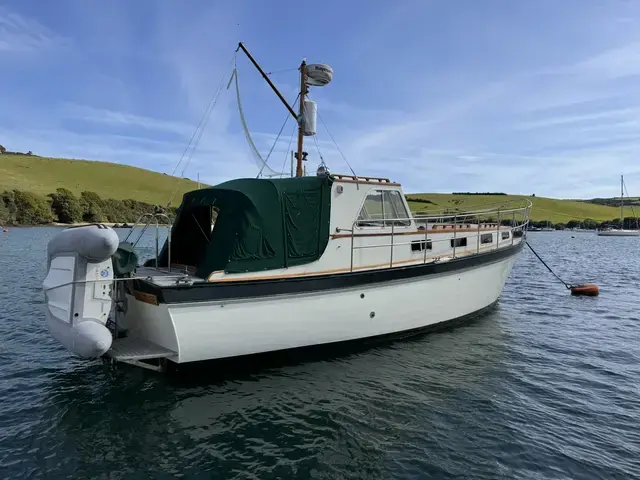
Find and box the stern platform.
[104,336,176,371]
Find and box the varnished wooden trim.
[333,178,401,187]
[330,227,499,239]
[134,290,159,306]
[332,173,393,182]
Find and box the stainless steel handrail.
[123,210,174,273]
[345,201,532,272]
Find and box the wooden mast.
[295,60,307,178]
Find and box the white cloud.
[63,104,195,137]
[513,107,640,130]
[5,1,640,200]
[0,7,66,53]
[566,42,640,80]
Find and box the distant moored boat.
[596,175,640,237]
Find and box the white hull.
[40,43,534,370]
[596,230,640,236]
[122,251,519,364]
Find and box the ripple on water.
[0,229,640,478]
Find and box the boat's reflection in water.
[39,306,512,476]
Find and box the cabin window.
[357,191,384,226]
[411,239,432,251]
[210,206,219,232]
[450,237,467,248]
[383,191,410,226]
[501,231,510,240]
[480,233,493,244]
[357,190,411,227]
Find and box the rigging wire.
[265,67,299,76]
[316,110,357,178]
[258,93,300,178]
[279,122,297,178]
[167,52,236,207]
[622,178,639,227]
[312,134,325,165]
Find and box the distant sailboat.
[597,175,639,237]
[539,220,554,232]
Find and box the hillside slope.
[406,193,631,223]
[0,154,633,223]
[0,154,200,205]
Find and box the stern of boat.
[102,271,185,371]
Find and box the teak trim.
[330,227,499,239]
[331,174,400,186]
[334,178,402,186]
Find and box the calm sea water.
[0,228,639,479]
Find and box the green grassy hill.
[407,193,632,223]
[0,153,633,223]
[0,154,200,205]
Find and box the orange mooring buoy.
[526,243,599,297]
[570,284,599,296]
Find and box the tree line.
[451,192,507,196]
[581,197,640,207]
[405,196,435,205]
[0,188,176,226]
[528,218,640,230]
[0,144,33,156]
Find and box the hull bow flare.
[42,224,120,358]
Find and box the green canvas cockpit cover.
[157,176,333,277]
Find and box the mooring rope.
[525,242,571,289]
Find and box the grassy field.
[407,193,632,223]
[0,154,200,205]
[0,154,633,222]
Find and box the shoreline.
[1,222,171,228]
[5,222,121,227]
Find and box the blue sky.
[1,0,640,198]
